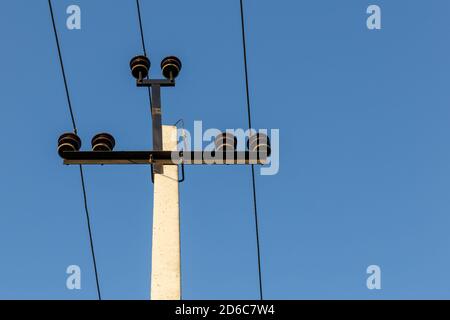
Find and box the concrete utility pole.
[151,125,181,300]
[57,54,270,300]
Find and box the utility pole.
[151,125,181,300]
[56,54,270,300]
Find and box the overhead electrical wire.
[239,0,264,300]
[48,0,77,132]
[136,0,148,57]
[136,0,153,107]
[48,0,102,300]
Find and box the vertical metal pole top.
[151,85,163,174]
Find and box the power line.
[136,0,153,106]
[78,166,102,299]
[48,0,77,133]
[136,0,148,57]
[48,0,102,300]
[239,0,264,300]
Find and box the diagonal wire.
[78,166,102,300]
[239,0,264,300]
[48,0,102,300]
[136,0,148,56]
[48,0,77,133]
[136,0,153,106]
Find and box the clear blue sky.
[1,0,450,300]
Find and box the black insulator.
[58,132,82,157]
[161,56,182,80]
[91,133,116,151]
[130,55,151,79]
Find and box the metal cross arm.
[59,150,269,166]
[136,79,175,87]
[56,54,272,169]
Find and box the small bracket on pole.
[149,146,185,184]
[178,163,185,183]
[150,161,185,184]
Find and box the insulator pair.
[213,132,271,156]
[130,55,182,80]
[57,132,115,156]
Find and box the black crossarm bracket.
[60,151,268,166]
